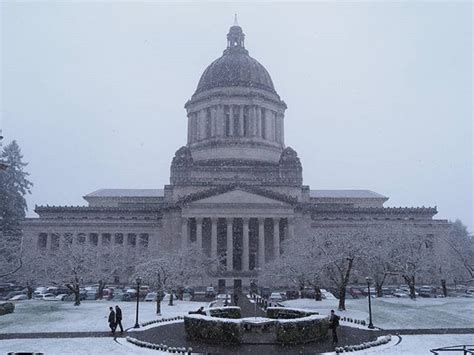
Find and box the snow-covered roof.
[85,189,164,198]
[310,189,387,199]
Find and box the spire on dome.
[226,15,245,52]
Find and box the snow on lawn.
[361,334,474,354]
[0,299,207,333]
[0,337,166,355]
[282,297,474,329]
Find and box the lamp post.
[134,277,142,328]
[365,276,374,329]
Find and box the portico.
[180,188,295,273]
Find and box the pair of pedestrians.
[108,305,124,336]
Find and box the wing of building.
[22,22,450,287]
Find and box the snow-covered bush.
[275,315,329,344]
[0,302,14,315]
[266,306,319,319]
[184,314,243,344]
[208,306,241,319]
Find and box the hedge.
[267,307,319,319]
[275,315,329,344]
[208,306,241,319]
[184,315,243,344]
[0,302,15,316]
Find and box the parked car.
[205,287,216,298]
[419,286,437,298]
[214,293,231,305]
[55,294,68,301]
[9,294,28,301]
[268,292,283,305]
[300,287,316,299]
[37,293,56,301]
[1,291,26,301]
[182,292,192,301]
[393,289,409,298]
[145,292,157,302]
[348,287,364,299]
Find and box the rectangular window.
[139,233,149,248]
[127,233,136,247]
[233,106,240,136]
[224,106,230,137]
[89,233,98,246]
[51,234,60,249]
[77,234,86,244]
[102,233,111,246]
[38,233,47,248]
[114,233,124,245]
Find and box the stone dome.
[194,23,276,95]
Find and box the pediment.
[191,189,288,206]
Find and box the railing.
[430,345,474,354]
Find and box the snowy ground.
[0,299,207,333]
[0,334,472,354]
[282,297,474,329]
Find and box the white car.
[9,294,28,301]
[55,294,68,301]
[268,292,283,306]
[38,293,56,301]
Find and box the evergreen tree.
[0,140,32,237]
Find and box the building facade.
[22,22,450,288]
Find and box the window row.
[37,232,149,249]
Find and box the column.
[217,105,225,137]
[226,218,233,271]
[256,107,262,137]
[196,218,203,250]
[288,217,295,239]
[273,218,280,260]
[258,218,265,268]
[98,234,103,249]
[242,218,249,272]
[211,107,217,137]
[181,218,188,249]
[229,106,234,136]
[211,217,218,260]
[251,105,257,137]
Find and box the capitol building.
[23,21,450,288]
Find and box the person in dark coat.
[329,309,340,344]
[115,305,123,333]
[108,306,116,335]
[233,293,239,306]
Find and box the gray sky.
[1,1,472,231]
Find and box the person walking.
[108,306,116,336]
[115,305,123,333]
[233,293,239,306]
[329,309,340,344]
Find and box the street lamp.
[134,277,142,329]
[365,276,374,329]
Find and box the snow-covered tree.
[41,238,97,305]
[0,140,32,278]
[444,220,474,283]
[134,244,209,315]
[0,140,32,237]
[390,231,435,299]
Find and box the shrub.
[208,306,241,319]
[0,302,15,316]
[267,307,319,319]
[184,315,243,344]
[275,315,329,344]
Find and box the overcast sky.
[1,1,472,231]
